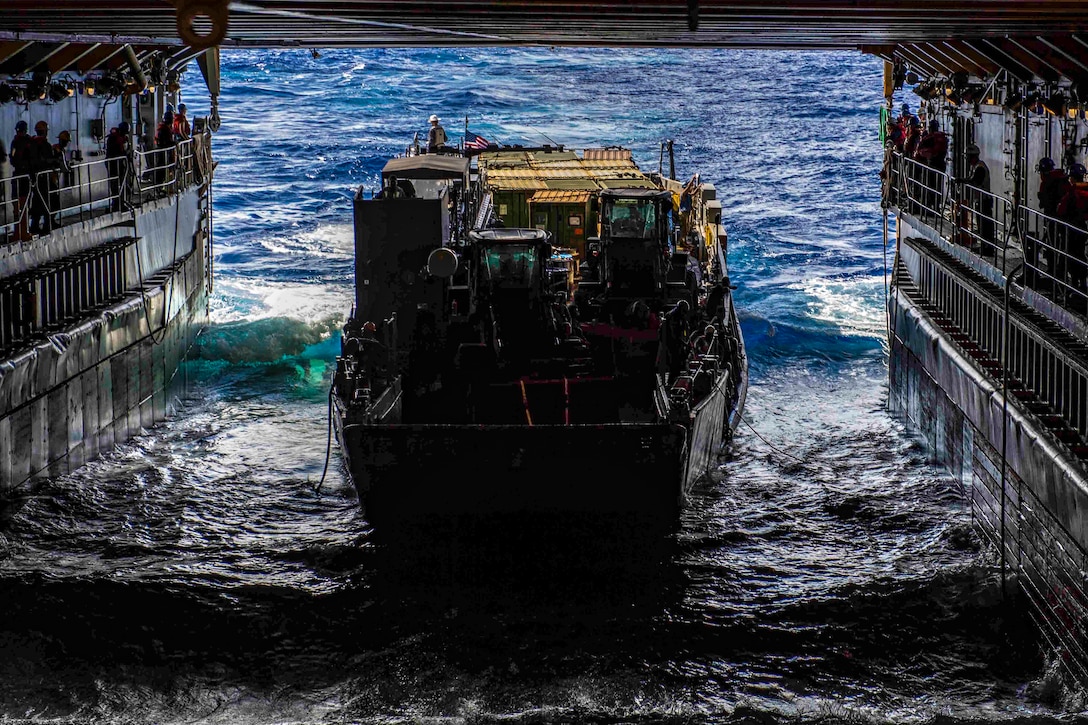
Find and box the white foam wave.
[792,275,887,339]
[210,278,352,325]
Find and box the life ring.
[174,0,229,49]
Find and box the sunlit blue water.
[0,48,1084,723]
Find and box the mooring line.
[738,413,856,499]
[739,413,807,465]
[313,385,334,492]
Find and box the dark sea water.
[1,48,1086,724]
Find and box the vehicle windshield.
[483,244,537,288]
[605,199,655,238]
[405,178,459,200]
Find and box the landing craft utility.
[332,137,747,524]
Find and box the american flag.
[464,132,490,150]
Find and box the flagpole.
[464,115,469,152]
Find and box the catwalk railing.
[0,132,211,245]
[885,152,1088,317]
[0,131,213,356]
[0,237,133,352]
[908,247,1088,446]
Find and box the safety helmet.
[163,110,174,123]
[117,121,129,133]
[900,103,910,113]
[928,119,940,131]
[428,114,440,123]
[15,120,27,132]
[177,103,187,112]
[34,120,48,134]
[57,130,70,142]
[166,103,174,113]
[1071,163,1087,180]
[1037,157,1055,172]
[909,116,920,127]
[966,143,980,156]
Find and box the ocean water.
[1,47,1086,724]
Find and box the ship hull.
[890,218,1088,683]
[336,418,686,521]
[333,365,740,525]
[0,191,209,493]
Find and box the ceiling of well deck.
[0,2,1087,83]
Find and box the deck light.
[961,85,986,104]
[912,81,940,100]
[85,80,95,96]
[48,82,69,103]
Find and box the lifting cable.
[883,208,891,339]
[132,163,183,347]
[313,384,334,493]
[739,413,806,465]
[736,413,853,506]
[998,116,1028,597]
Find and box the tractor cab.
[596,188,677,306]
[465,228,562,370]
[470,228,552,298]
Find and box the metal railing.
[887,151,1088,316]
[908,242,1088,445]
[1,134,207,244]
[889,153,1013,266]
[0,237,132,351]
[1019,206,1088,314]
[890,151,1088,689]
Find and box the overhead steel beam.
[996,37,1061,83]
[906,41,974,78]
[963,39,1034,82]
[45,43,97,73]
[0,1,1086,50]
[1012,36,1088,85]
[228,0,517,43]
[12,42,70,76]
[935,40,992,77]
[0,30,182,46]
[894,44,942,79]
[859,44,895,63]
[0,40,33,66]
[1036,36,1088,77]
[942,39,1000,77]
[167,46,208,70]
[74,43,128,73]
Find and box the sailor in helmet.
[956,143,994,253]
[1057,162,1088,312]
[28,120,58,235]
[10,120,33,239]
[896,102,915,129]
[1037,157,1069,217]
[1031,156,1071,291]
[427,114,447,153]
